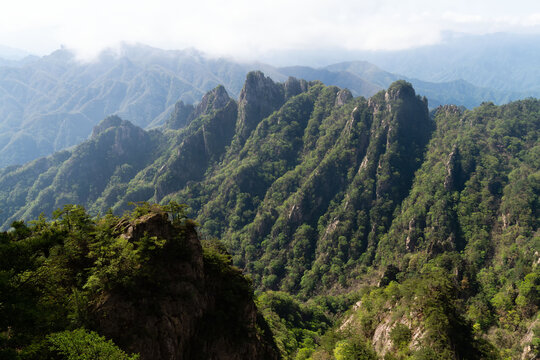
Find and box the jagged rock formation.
[165,101,195,130]
[154,86,238,200]
[90,212,279,360]
[235,71,288,145]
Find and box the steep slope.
[0,115,163,228]
[0,74,538,357]
[373,101,540,357]
[184,80,432,294]
[111,72,310,213]
[300,100,540,359]
[0,204,279,359]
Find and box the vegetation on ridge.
[0,73,538,359]
[0,202,278,359]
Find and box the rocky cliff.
[89,212,280,360]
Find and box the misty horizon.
[2,30,540,68]
[1,0,540,62]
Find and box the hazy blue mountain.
[0,44,285,168]
[277,65,383,97]
[343,32,540,95]
[260,32,540,96]
[280,61,522,108]
[0,44,32,60]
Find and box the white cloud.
[0,0,539,59]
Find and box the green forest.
[0,73,538,359]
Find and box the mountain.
[281,61,523,108]
[0,203,279,359]
[259,32,540,97]
[1,38,535,170]
[347,32,540,96]
[0,44,32,61]
[0,72,538,358]
[0,44,286,168]
[277,65,382,97]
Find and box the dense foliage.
[0,202,277,359]
[0,74,538,358]
[0,202,182,358]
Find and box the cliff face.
[154,86,239,200]
[235,71,287,145]
[90,212,279,360]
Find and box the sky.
[1,0,540,60]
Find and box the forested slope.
[0,73,538,358]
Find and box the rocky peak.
[190,85,232,120]
[235,71,286,143]
[385,80,416,102]
[92,212,279,360]
[91,115,125,138]
[165,100,195,130]
[89,115,150,160]
[444,145,463,192]
[335,88,353,107]
[284,76,308,99]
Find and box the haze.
[1,0,540,61]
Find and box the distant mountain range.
[0,44,32,60]
[260,32,540,95]
[278,61,521,109]
[0,33,538,168]
[352,32,540,95]
[0,45,285,167]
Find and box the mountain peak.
[235,71,286,143]
[240,71,284,101]
[91,115,126,138]
[386,80,416,100]
[190,85,232,121]
[165,101,195,130]
[284,76,309,98]
[335,88,353,106]
[205,85,230,109]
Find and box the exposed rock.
[405,217,424,252]
[335,89,353,107]
[91,212,279,360]
[444,145,462,192]
[284,76,308,99]
[189,85,231,121]
[165,101,195,130]
[338,299,424,358]
[339,300,362,331]
[235,71,286,144]
[155,99,238,200]
[521,317,539,360]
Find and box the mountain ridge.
[0,73,538,358]
[1,40,534,169]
